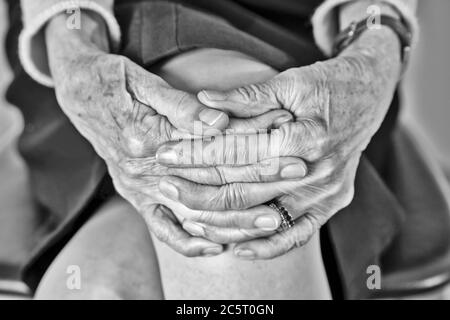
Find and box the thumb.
[228,109,293,132]
[127,61,229,133]
[197,78,284,118]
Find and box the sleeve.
[19,0,121,87]
[311,0,419,56]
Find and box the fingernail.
[159,180,179,200]
[273,114,293,127]
[202,246,223,257]
[235,249,255,259]
[254,216,279,230]
[199,109,225,126]
[280,163,307,179]
[156,149,178,165]
[199,90,226,102]
[183,221,205,237]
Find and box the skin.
[35,49,331,300]
[35,196,164,299]
[45,12,305,259]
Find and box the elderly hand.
[45,13,231,257]
[45,12,297,257]
[156,26,402,259]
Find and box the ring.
[268,201,295,231]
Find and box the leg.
[153,49,332,300]
[35,196,163,299]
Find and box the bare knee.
[35,278,126,300]
[154,48,278,93]
[35,196,163,300]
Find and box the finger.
[197,78,283,117]
[158,176,291,211]
[122,156,307,185]
[233,213,320,260]
[228,110,293,132]
[142,204,224,257]
[156,120,322,168]
[183,205,282,230]
[126,62,229,132]
[172,157,307,184]
[182,221,274,244]
[155,130,283,167]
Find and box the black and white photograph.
[1,0,450,304]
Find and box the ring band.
[268,202,295,231]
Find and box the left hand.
[155,26,402,259]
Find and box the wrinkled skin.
[45,13,233,257]
[156,26,402,259]
[46,13,302,257]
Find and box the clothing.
[311,0,418,55]
[5,0,446,299]
[18,0,419,87]
[19,0,120,86]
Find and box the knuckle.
[299,121,328,161]
[121,133,149,158]
[246,164,264,182]
[226,211,244,228]
[236,86,256,102]
[213,167,227,185]
[266,236,291,257]
[279,235,295,253]
[196,210,215,224]
[120,158,144,177]
[277,122,323,160]
[254,82,276,103]
[217,184,247,209]
[202,228,224,244]
[235,83,273,104]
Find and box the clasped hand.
[47,13,400,260]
